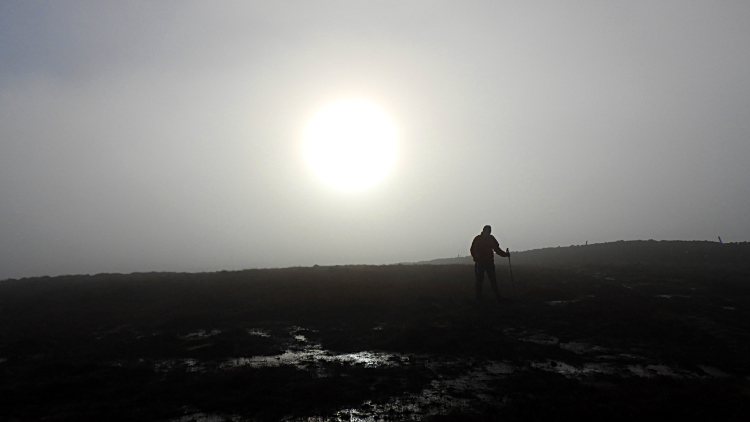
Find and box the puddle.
[290,361,516,421]
[290,355,712,421]
[520,334,559,345]
[153,326,408,375]
[656,295,690,299]
[531,360,618,377]
[559,342,608,354]
[531,360,579,376]
[626,364,697,379]
[626,365,654,378]
[181,329,221,340]
[0,357,7,363]
[221,348,407,371]
[723,307,736,310]
[596,353,645,361]
[147,346,408,374]
[156,358,205,373]
[528,360,698,380]
[247,328,270,337]
[121,326,729,420]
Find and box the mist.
[1,1,749,280]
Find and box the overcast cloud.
[1,1,748,279]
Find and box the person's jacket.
[470,234,509,263]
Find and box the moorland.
[1,240,748,421]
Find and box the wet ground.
[1,262,749,421]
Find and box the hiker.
[470,225,509,301]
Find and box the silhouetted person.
[470,225,509,302]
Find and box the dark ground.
[1,242,749,421]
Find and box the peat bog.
[1,242,749,421]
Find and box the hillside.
[1,241,749,421]
[417,239,749,266]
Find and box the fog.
[1,1,748,279]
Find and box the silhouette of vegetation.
[0,241,748,421]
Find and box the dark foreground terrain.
[1,242,749,421]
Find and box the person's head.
[482,225,491,235]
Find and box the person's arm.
[492,237,509,257]
[470,237,477,259]
[494,247,509,257]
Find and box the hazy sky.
[1,1,748,279]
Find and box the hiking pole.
[507,248,516,298]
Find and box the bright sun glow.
[303,100,397,191]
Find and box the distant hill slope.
[415,240,749,266]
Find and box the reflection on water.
[221,348,407,370]
[531,360,617,377]
[164,350,722,422]
[559,341,609,354]
[290,360,516,422]
[520,333,559,345]
[530,361,707,380]
[181,329,221,340]
[147,326,739,420]
[155,358,205,373]
[247,328,270,337]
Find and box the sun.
[303,100,398,191]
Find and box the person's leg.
[487,263,502,301]
[475,263,485,300]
